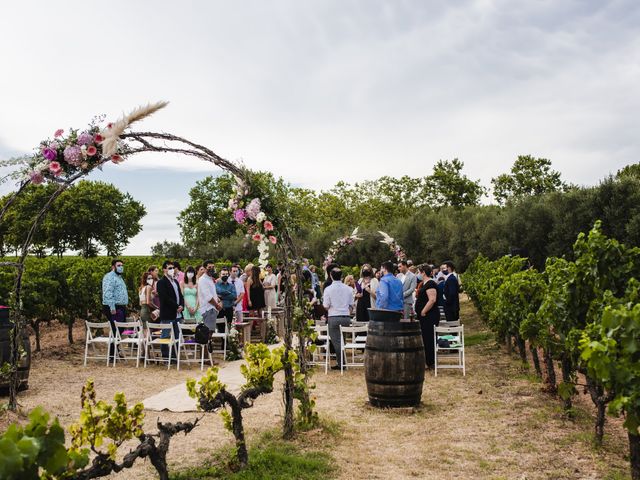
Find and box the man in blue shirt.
[375,261,404,311]
[102,258,128,362]
[216,266,237,328]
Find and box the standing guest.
[231,264,245,323]
[216,266,237,326]
[173,261,185,284]
[415,265,440,369]
[442,261,460,322]
[181,266,201,323]
[435,264,448,283]
[374,269,382,281]
[323,263,339,290]
[375,261,404,312]
[322,269,354,370]
[263,264,278,309]
[195,264,206,282]
[102,259,128,362]
[242,263,254,312]
[198,260,222,332]
[398,260,417,320]
[138,271,155,329]
[310,265,321,300]
[355,267,375,322]
[275,261,285,305]
[148,265,160,309]
[247,265,266,314]
[156,261,184,360]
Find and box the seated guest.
[375,261,403,312]
[322,269,354,370]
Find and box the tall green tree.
[491,155,567,205]
[427,159,486,208]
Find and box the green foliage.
[491,155,567,205]
[241,344,288,392]
[68,379,145,460]
[186,367,226,410]
[0,406,89,480]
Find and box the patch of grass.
[465,331,493,347]
[170,440,335,480]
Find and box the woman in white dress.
[263,264,278,309]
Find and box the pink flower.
[234,209,247,224]
[29,171,44,184]
[253,233,263,242]
[86,145,97,156]
[263,220,274,231]
[111,154,123,164]
[245,198,261,220]
[94,133,103,143]
[269,236,277,245]
[54,129,64,137]
[48,161,62,175]
[42,147,57,161]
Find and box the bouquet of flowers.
[379,231,407,261]
[228,178,278,268]
[323,227,363,268]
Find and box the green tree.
[491,155,567,205]
[427,159,486,208]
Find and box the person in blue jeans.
[216,266,237,329]
[101,258,128,362]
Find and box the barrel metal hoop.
[365,378,424,386]
[365,345,424,353]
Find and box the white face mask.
[166,268,175,278]
[147,278,153,286]
[187,272,194,279]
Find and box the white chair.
[112,320,144,368]
[351,321,369,343]
[177,323,214,370]
[209,318,228,361]
[84,321,114,366]
[144,322,178,369]
[434,325,465,376]
[309,324,330,374]
[339,325,368,375]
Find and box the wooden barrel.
[365,310,425,408]
[0,307,31,391]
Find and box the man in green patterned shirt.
[102,259,128,362]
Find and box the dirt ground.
[1,299,632,479]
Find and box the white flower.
[229,328,239,338]
[256,212,266,223]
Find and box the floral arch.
[0,102,310,434]
[323,227,407,268]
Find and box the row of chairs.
[310,322,465,376]
[84,318,229,370]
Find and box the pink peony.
[86,145,97,156]
[263,220,274,231]
[42,147,57,161]
[54,129,64,137]
[233,208,247,223]
[253,233,263,242]
[111,154,123,164]
[29,171,44,184]
[245,198,261,220]
[269,235,277,245]
[94,133,103,143]
[63,145,83,166]
[48,161,62,175]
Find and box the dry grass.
[1,300,632,479]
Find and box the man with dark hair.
[156,260,184,360]
[398,260,417,319]
[442,260,460,322]
[102,258,128,362]
[216,266,237,327]
[323,262,339,290]
[375,261,403,311]
[198,260,222,331]
[230,264,245,323]
[322,269,354,370]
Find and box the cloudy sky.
[1,1,638,254]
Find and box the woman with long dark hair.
[415,264,440,369]
[247,265,266,314]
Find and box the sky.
[0,1,638,254]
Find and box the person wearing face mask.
[181,266,202,323]
[198,260,222,332]
[442,261,460,322]
[355,266,375,322]
[231,265,245,323]
[415,264,440,369]
[156,260,185,360]
[102,258,128,362]
[139,272,155,329]
[262,264,277,309]
[216,267,237,327]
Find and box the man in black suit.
[156,260,184,360]
[442,260,460,322]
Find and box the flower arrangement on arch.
[323,227,363,268]
[228,177,278,268]
[379,230,407,261]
